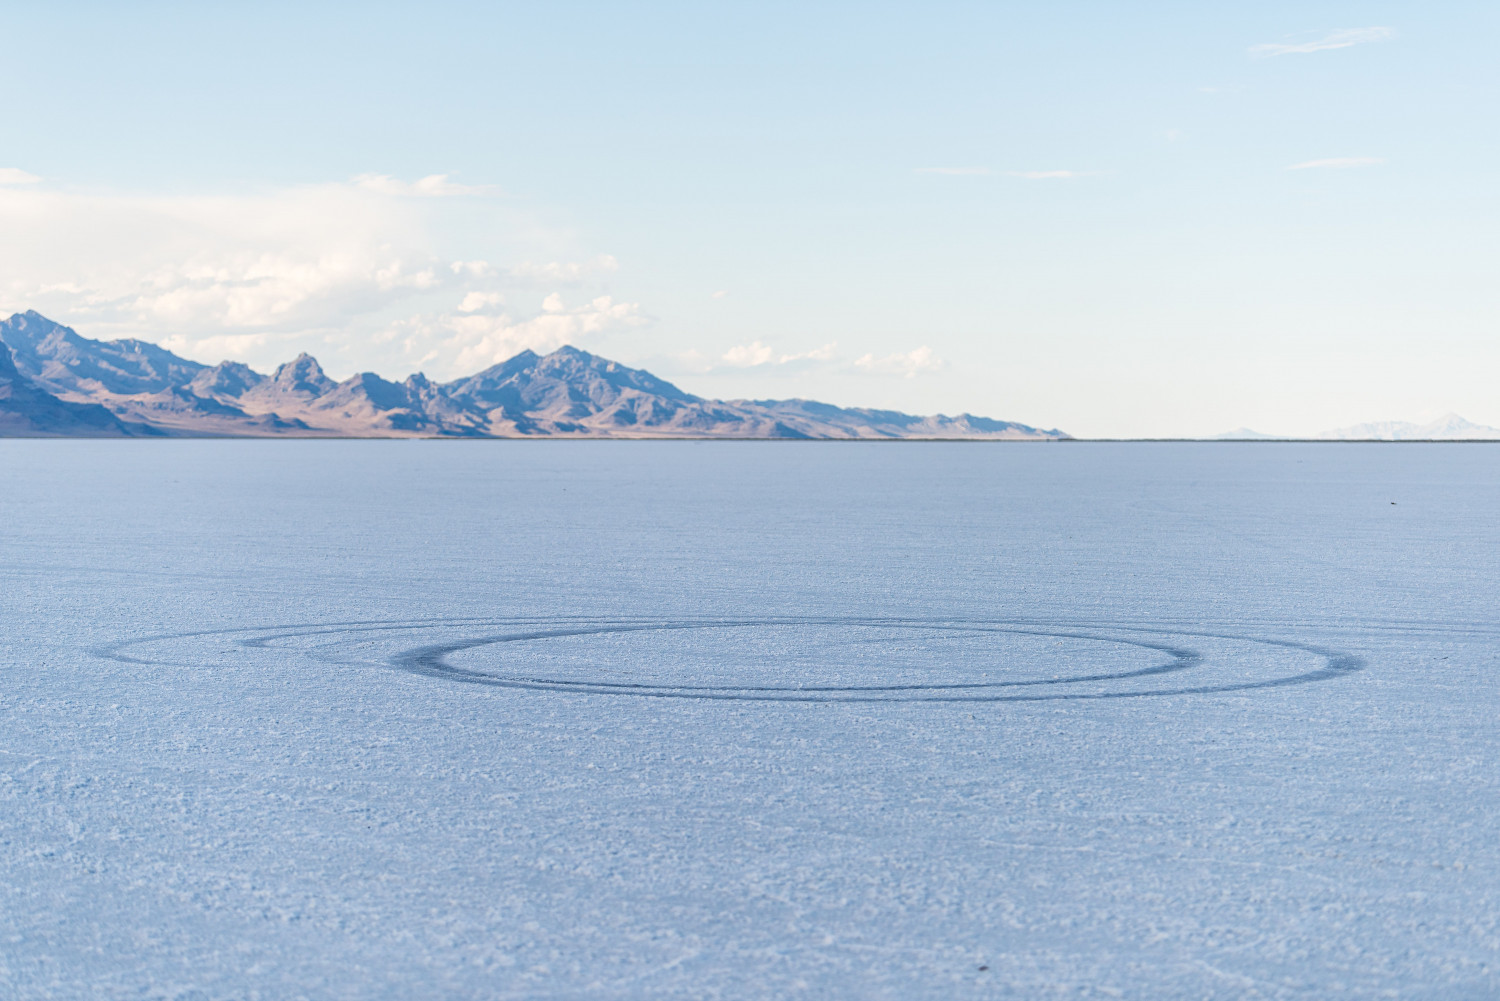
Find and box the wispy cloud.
[722,340,836,368]
[450,256,619,284]
[1006,170,1090,180]
[917,167,1094,180]
[352,173,499,197]
[1286,157,1385,170]
[0,168,41,185]
[1250,27,1395,57]
[507,255,618,283]
[854,346,944,378]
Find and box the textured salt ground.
[1,440,1499,999]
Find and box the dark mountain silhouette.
[0,311,1068,439]
[0,337,132,436]
[1,311,206,395]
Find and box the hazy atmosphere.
[6,6,1500,999]
[3,1,1495,437]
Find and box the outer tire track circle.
[100,616,1365,703]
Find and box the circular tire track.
[99,616,1366,703]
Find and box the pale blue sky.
[1,1,1495,436]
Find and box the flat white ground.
[2,441,1497,999]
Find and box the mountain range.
[1314,414,1500,441]
[1211,414,1500,441]
[0,311,1067,439]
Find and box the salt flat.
[2,441,1498,999]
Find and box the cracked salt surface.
[2,440,1498,998]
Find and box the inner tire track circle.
[377,616,1362,703]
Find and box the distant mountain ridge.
[1314,414,1500,441]
[0,311,1067,439]
[1211,414,1500,441]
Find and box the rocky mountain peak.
[271,353,336,396]
[189,360,266,399]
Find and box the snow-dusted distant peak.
[1316,414,1500,441]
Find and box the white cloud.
[158,330,275,361]
[711,290,729,299]
[723,341,775,366]
[0,168,41,185]
[854,346,944,378]
[1250,27,1395,57]
[351,173,498,197]
[130,253,433,331]
[915,167,991,176]
[458,291,504,313]
[0,182,437,342]
[0,177,628,380]
[722,341,837,368]
[790,343,837,363]
[1286,157,1385,170]
[436,295,647,373]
